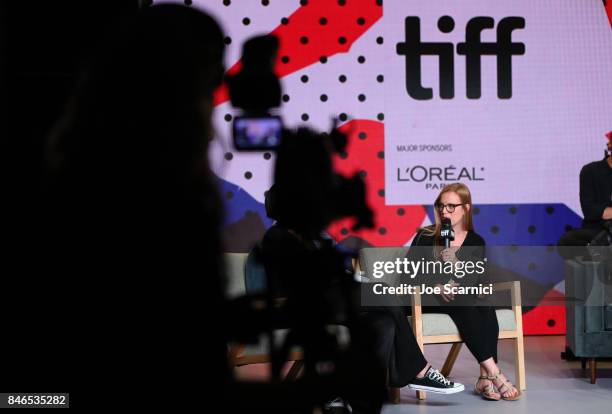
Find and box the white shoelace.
[324,397,353,414]
[428,368,451,386]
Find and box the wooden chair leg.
[285,360,304,381]
[414,330,426,400]
[581,358,587,370]
[228,345,245,367]
[441,343,462,377]
[389,387,401,404]
[514,335,526,390]
[589,358,597,384]
[411,287,426,400]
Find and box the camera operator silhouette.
[44,4,229,406]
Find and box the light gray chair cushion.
[410,309,516,336]
[224,253,248,299]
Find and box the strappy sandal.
[489,370,521,401]
[474,375,501,401]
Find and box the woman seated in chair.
[409,182,521,401]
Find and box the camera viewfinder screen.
[234,117,282,150]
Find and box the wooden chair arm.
[493,281,523,338]
[410,286,424,351]
[492,281,522,307]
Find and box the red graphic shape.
[214,0,383,106]
[523,290,566,335]
[606,0,612,29]
[327,120,427,247]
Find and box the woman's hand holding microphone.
[437,247,460,301]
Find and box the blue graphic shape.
[218,177,273,229]
[426,203,583,285]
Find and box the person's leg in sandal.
[480,357,520,400]
[445,307,504,401]
[488,370,521,401]
[474,365,500,401]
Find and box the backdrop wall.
[159,0,612,334]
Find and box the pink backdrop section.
[156,1,612,335]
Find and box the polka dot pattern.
[176,0,578,335]
[327,120,426,246]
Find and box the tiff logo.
[396,16,525,100]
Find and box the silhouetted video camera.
[226,35,283,151]
[227,34,373,234]
[225,35,383,414]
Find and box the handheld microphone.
[440,218,455,249]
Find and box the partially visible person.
[1,2,141,394]
[558,131,612,250]
[44,4,228,404]
[581,131,612,227]
[410,183,521,401]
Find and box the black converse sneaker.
[407,366,465,394]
